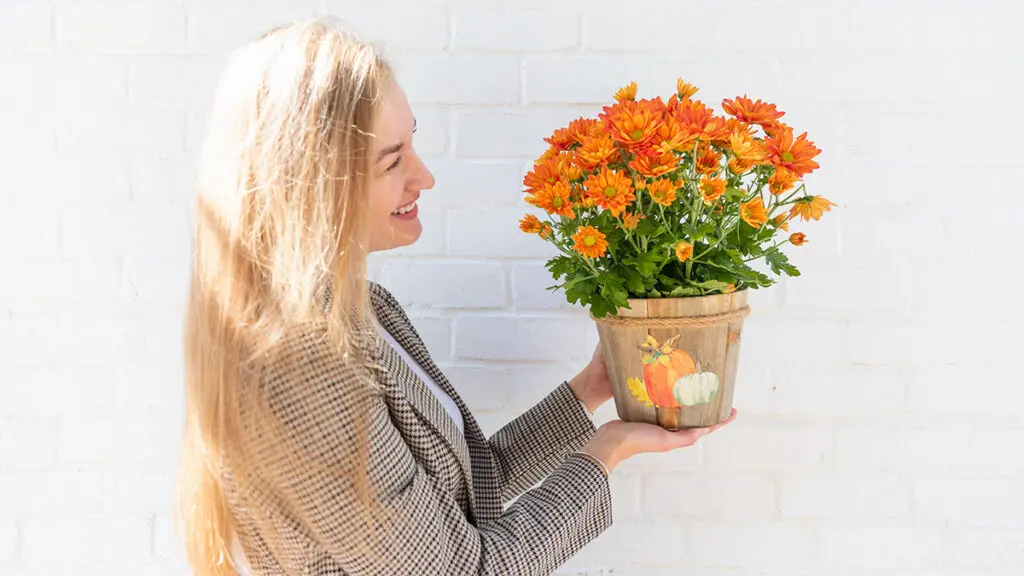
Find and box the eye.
[386,156,402,172]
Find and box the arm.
[253,333,613,576]
[488,380,598,503]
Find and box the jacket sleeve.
[487,380,600,503]
[252,333,613,576]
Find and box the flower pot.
[592,290,750,430]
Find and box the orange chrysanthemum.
[699,175,726,205]
[695,144,722,175]
[729,157,754,175]
[674,241,694,262]
[647,178,677,206]
[568,117,602,141]
[575,135,617,170]
[774,213,790,232]
[519,214,543,234]
[676,78,699,101]
[614,82,638,102]
[769,168,799,195]
[600,99,662,152]
[674,100,730,143]
[539,223,553,239]
[584,167,636,216]
[630,150,678,178]
[721,96,786,128]
[572,225,609,259]
[544,127,577,151]
[523,155,563,193]
[740,196,769,229]
[790,232,807,246]
[527,180,575,218]
[621,211,642,230]
[789,195,836,222]
[654,115,699,155]
[766,126,822,177]
[729,128,768,164]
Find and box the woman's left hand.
[569,344,614,413]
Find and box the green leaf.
[622,267,645,294]
[669,286,700,297]
[725,187,746,202]
[765,250,801,277]
[695,280,730,292]
[636,250,663,277]
[546,256,573,280]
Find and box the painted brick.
[321,6,449,51]
[390,54,520,105]
[185,6,317,54]
[686,522,816,571]
[425,159,527,208]
[454,9,579,52]
[642,473,775,520]
[0,4,51,53]
[512,262,577,311]
[453,315,590,362]
[820,525,944,571]
[56,5,186,54]
[448,208,560,258]
[379,261,506,308]
[779,474,910,520]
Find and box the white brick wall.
[2,1,1021,575]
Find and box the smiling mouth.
[392,200,417,215]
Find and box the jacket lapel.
[367,283,488,520]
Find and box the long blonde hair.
[177,17,392,575]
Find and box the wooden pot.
[592,290,749,430]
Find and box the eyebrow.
[375,118,417,163]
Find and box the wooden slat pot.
[592,290,750,430]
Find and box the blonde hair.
[176,17,392,575]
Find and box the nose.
[413,151,435,190]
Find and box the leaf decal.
[627,377,654,407]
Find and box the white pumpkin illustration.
[672,371,720,407]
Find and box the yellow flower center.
[782,151,795,162]
[631,129,644,140]
[604,186,617,198]
[584,236,596,247]
[552,196,563,207]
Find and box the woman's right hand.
[582,408,738,473]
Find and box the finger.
[705,408,738,433]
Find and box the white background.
[2,0,1023,574]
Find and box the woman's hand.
[583,409,738,473]
[568,345,614,413]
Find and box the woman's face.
[367,81,435,252]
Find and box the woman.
[177,16,736,576]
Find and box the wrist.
[568,372,610,414]
[582,423,626,473]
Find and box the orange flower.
[674,100,729,143]
[647,178,677,206]
[523,155,563,193]
[620,211,642,230]
[568,117,602,141]
[774,213,790,232]
[676,78,699,100]
[769,168,798,195]
[789,195,836,222]
[614,81,638,102]
[729,128,767,164]
[699,175,726,205]
[630,150,678,178]
[539,223,553,239]
[721,96,786,128]
[519,214,543,234]
[695,144,722,175]
[600,99,662,152]
[674,241,693,262]
[789,232,807,246]
[527,181,575,218]
[728,157,754,175]
[740,196,769,229]
[654,115,698,155]
[584,167,636,216]
[575,135,617,170]
[766,126,821,177]
[544,127,577,151]
[572,225,609,259]
[724,283,737,294]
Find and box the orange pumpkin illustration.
[638,335,697,408]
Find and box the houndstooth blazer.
[227,281,614,575]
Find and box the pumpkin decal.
[673,371,720,406]
[637,335,697,408]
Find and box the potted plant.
[519,79,833,429]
